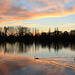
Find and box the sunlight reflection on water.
[0,52,75,75]
[0,42,75,75]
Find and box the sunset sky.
[0,0,75,32]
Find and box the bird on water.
[34,56,39,59]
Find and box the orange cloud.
[0,0,75,25]
[0,21,29,27]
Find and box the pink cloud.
[0,0,75,25]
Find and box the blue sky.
[0,0,75,32]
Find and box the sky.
[0,0,75,32]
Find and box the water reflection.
[0,52,75,75]
[0,42,75,57]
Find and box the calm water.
[0,42,75,75]
[0,42,75,57]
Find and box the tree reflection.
[0,42,75,55]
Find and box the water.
[0,42,75,57]
[0,42,75,75]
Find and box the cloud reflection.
[0,52,75,75]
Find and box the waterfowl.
[34,56,39,59]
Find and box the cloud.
[0,21,29,27]
[68,23,75,26]
[65,0,74,3]
[50,23,75,28]
[0,0,75,25]
[1,20,40,27]
[62,23,75,27]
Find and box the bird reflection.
[74,57,75,61]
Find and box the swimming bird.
[34,56,39,59]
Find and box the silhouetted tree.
[0,26,74,42]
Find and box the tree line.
[0,26,75,42]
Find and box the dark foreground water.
[0,42,75,75]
